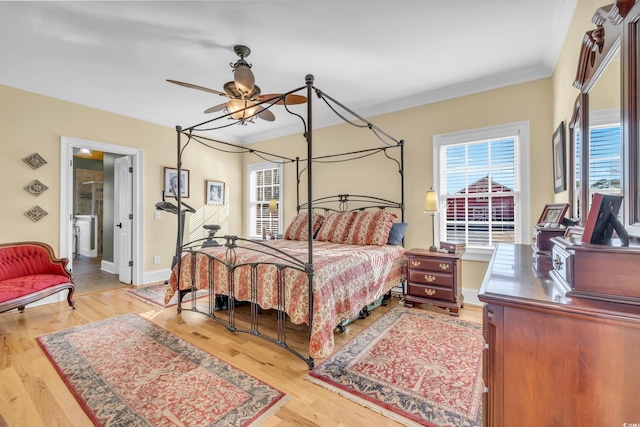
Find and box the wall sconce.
[268,198,278,239]
[424,188,438,251]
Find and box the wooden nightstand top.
[406,248,464,259]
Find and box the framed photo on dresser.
[536,203,569,228]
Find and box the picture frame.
[206,180,224,205]
[552,121,566,194]
[163,167,189,198]
[536,203,570,228]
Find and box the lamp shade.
[268,198,278,213]
[424,189,438,212]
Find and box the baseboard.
[101,260,115,274]
[143,269,171,285]
[462,288,483,307]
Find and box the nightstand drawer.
[407,283,453,301]
[408,269,453,287]
[407,256,455,273]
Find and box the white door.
[114,156,133,284]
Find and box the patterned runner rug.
[126,283,207,308]
[307,308,483,427]
[37,313,288,426]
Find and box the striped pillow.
[284,212,324,241]
[315,211,357,243]
[344,210,397,246]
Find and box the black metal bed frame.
[171,74,404,369]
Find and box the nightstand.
[404,248,464,316]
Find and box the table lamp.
[268,198,278,239]
[424,189,438,251]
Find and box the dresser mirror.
[571,1,637,236]
[626,6,640,235]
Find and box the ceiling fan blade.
[167,79,226,96]
[257,108,276,122]
[203,103,227,114]
[259,93,307,105]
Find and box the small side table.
[404,248,464,316]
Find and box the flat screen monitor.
[581,193,628,246]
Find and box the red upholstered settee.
[0,241,75,314]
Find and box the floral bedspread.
[165,240,407,359]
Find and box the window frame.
[246,161,283,239]
[433,121,531,262]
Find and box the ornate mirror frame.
[572,0,640,238]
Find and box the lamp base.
[429,245,438,252]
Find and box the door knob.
[116,223,122,228]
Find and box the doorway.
[60,137,144,288]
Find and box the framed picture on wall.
[552,122,566,194]
[206,180,224,205]
[163,167,189,198]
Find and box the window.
[574,109,621,219]
[589,110,622,200]
[433,122,530,261]
[247,162,282,239]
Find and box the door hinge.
[129,214,133,220]
[129,261,133,267]
[129,166,133,173]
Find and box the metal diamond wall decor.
[24,179,49,197]
[23,153,47,169]
[25,205,48,222]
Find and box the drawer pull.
[439,263,450,271]
[424,288,436,296]
[411,260,421,267]
[424,274,436,282]
[554,255,564,270]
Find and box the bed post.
[175,125,183,312]
[296,157,300,213]
[305,74,315,369]
[400,139,405,222]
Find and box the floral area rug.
[37,313,288,426]
[126,283,207,308]
[307,308,483,427]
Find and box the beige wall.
[0,84,243,279]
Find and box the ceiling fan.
[167,45,307,124]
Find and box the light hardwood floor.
[0,283,483,427]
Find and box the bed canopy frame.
[170,74,405,368]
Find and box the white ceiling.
[0,1,576,144]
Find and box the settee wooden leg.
[67,288,76,309]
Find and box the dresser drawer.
[407,283,454,301]
[408,269,453,287]
[407,256,455,273]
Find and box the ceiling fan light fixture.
[234,64,255,96]
[227,98,258,121]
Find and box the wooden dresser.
[478,243,640,427]
[404,248,463,316]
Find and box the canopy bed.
[166,74,407,369]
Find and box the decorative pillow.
[284,211,324,241]
[345,210,397,246]
[387,222,408,245]
[315,211,357,243]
